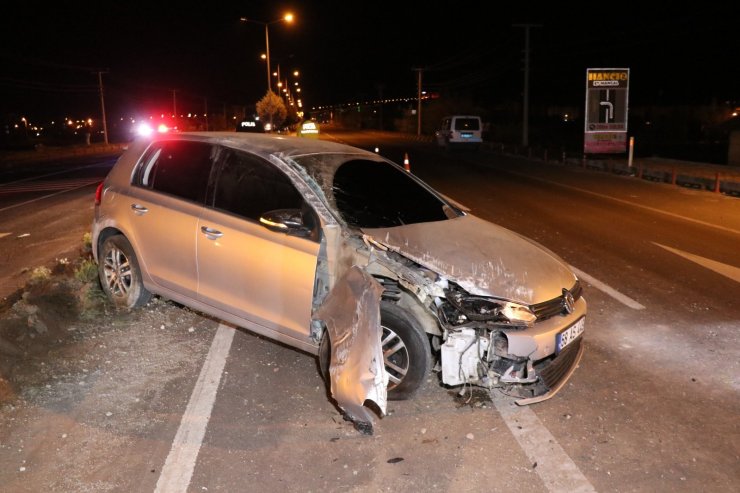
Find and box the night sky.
[1,2,737,123]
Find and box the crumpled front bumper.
[514,335,585,405]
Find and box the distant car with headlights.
[297,119,320,138]
[92,131,585,418]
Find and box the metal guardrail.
[390,132,740,198]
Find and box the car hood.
[362,214,576,305]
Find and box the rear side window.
[137,140,214,203]
[211,149,303,221]
[453,118,480,131]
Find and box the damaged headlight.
[439,285,536,328]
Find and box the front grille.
[531,280,582,321]
[540,336,582,390]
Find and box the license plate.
[461,132,472,138]
[556,317,585,353]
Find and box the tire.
[98,235,151,309]
[319,300,431,401]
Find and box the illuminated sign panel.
[584,68,629,153]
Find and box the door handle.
[200,226,223,239]
[130,204,148,214]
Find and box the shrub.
[29,266,51,284]
[82,232,93,255]
[74,258,99,283]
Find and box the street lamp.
[240,13,294,94]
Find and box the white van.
[435,115,483,150]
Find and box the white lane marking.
[0,232,10,239]
[653,242,740,283]
[0,177,101,193]
[507,170,740,237]
[569,265,646,310]
[0,163,103,186]
[493,396,597,492]
[155,324,235,493]
[0,180,98,213]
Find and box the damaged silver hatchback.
[92,132,586,428]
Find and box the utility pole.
[376,83,384,130]
[204,97,209,131]
[513,23,541,148]
[412,67,423,135]
[94,70,109,145]
[172,89,177,118]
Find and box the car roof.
[147,131,369,160]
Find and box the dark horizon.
[1,2,737,124]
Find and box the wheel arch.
[95,226,124,261]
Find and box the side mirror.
[259,209,312,237]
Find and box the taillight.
[95,182,104,205]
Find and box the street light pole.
[241,13,294,95]
[264,23,271,93]
[412,67,423,135]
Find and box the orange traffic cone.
[403,152,411,172]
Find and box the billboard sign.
[584,68,630,154]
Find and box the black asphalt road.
[1,130,738,492]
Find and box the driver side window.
[211,150,304,223]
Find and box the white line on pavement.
[155,323,235,493]
[569,265,646,310]
[493,396,597,493]
[507,171,740,237]
[0,232,10,239]
[653,242,740,283]
[0,181,99,213]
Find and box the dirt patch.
[0,247,216,399]
[0,254,97,398]
[449,387,493,409]
[0,246,216,491]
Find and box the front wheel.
[98,235,151,309]
[319,301,431,401]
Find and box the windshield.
[292,154,454,228]
[331,159,453,228]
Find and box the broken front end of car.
[434,279,586,405]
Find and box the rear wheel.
[98,235,151,309]
[319,301,431,400]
